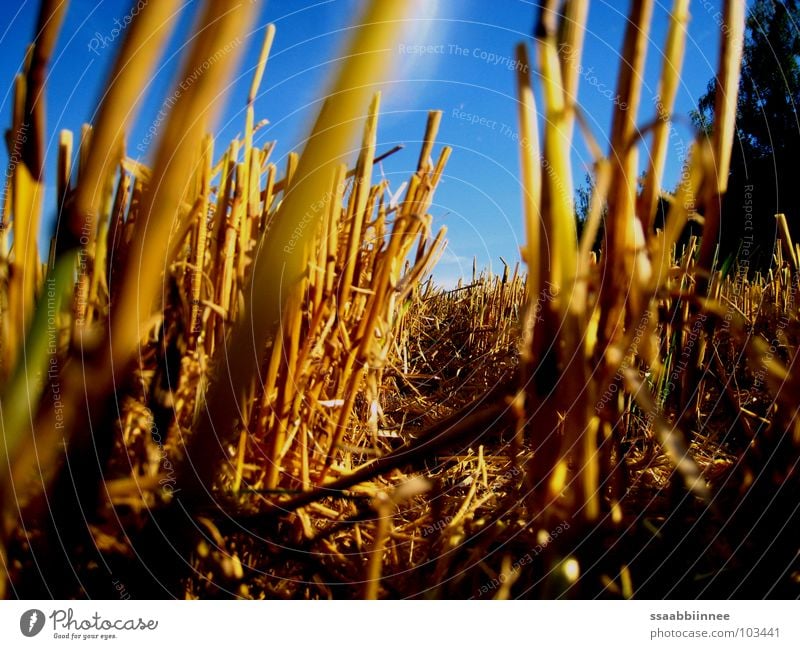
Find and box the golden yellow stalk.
[339,93,381,310]
[64,0,179,252]
[775,213,798,273]
[639,0,690,231]
[711,1,746,197]
[189,135,214,343]
[56,129,72,213]
[5,1,256,520]
[581,416,601,521]
[526,4,591,517]
[244,24,276,161]
[112,2,254,373]
[697,0,745,279]
[208,141,237,283]
[2,0,66,381]
[281,152,299,193]
[535,3,577,297]
[598,0,654,345]
[5,72,32,371]
[623,368,708,500]
[514,43,541,305]
[0,251,76,527]
[513,39,546,474]
[650,140,709,291]
[77,124,92,178]
[417,110,442,172]
[0,0,67,379]
[105,171,130,283]
[219,162,245,319]
[181,1,420,501]
[260,163,276,229]
[557,0,589,143]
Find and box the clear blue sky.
[0,1,735,286]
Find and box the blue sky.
[0,1,734,285]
